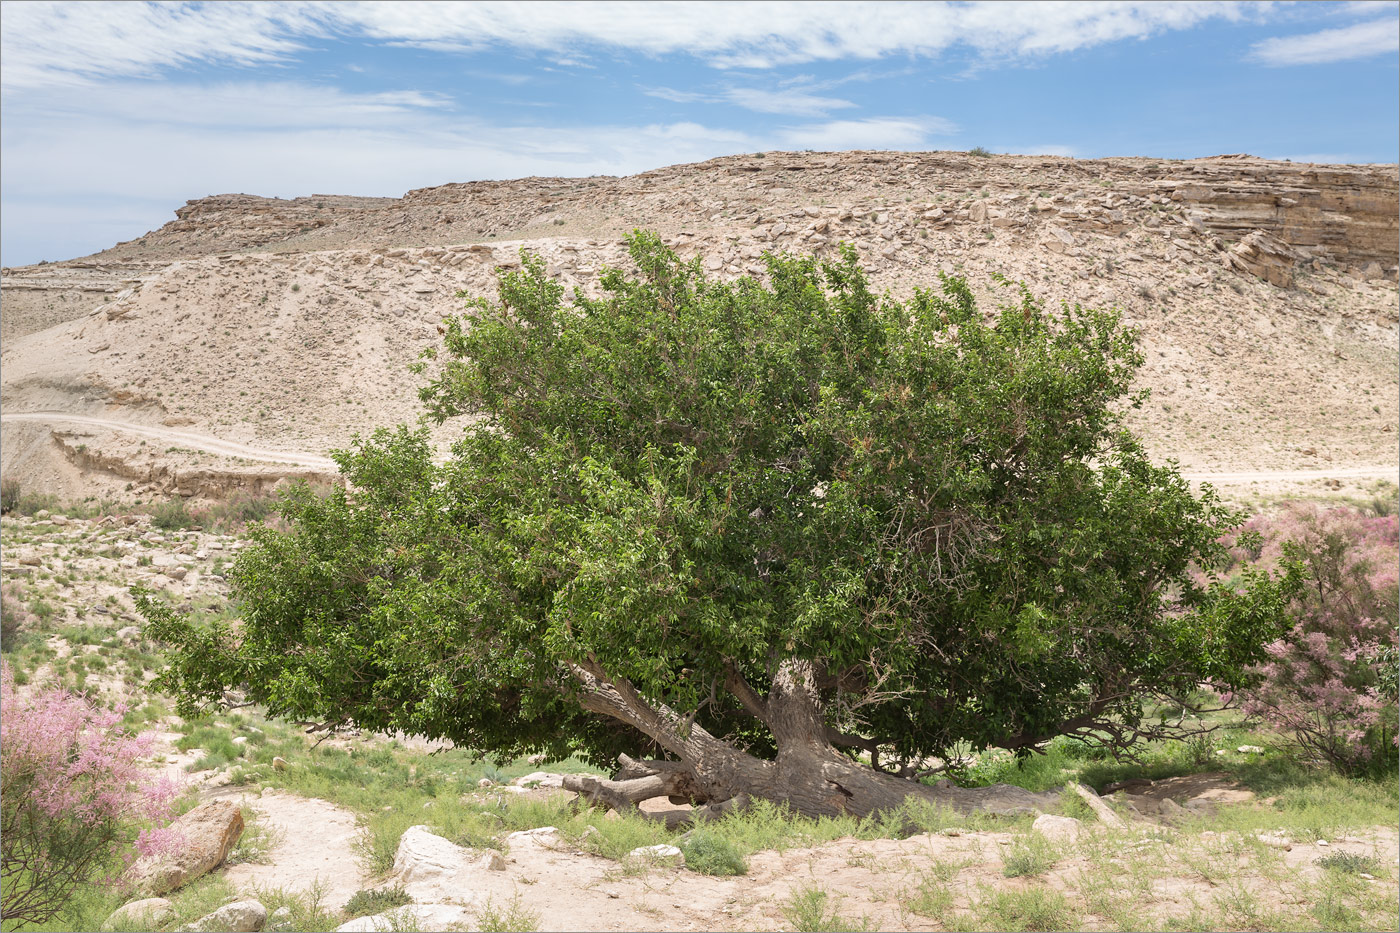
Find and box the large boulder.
[191,899,267,932]
[130,799,244,895]
[102,897,174,931]
[387,825,503,903]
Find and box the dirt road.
[4,411,1396,487]
[1,411,338,471]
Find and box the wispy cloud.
[0,1,325,90]
[644,83,858,116]
[724,87,855,116]
[1249,16,1399,65]
[3,0,1268,89]
[775,116,956,151]
[644,86,712,104]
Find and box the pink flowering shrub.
[1221,506,1399,776]
[1,663,178,927]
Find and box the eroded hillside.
[2,150,1396,503]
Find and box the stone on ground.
[1031,813,1083,842]
[130,799,244,894]
[387,825,502,903]
[103,897,174,931]
[190,899,267,932]
[628,843,685,866]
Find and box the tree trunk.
[567,658,1059,823]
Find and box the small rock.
[191,900,267,933]
[271,757,288,771]
[267,906,292,931]
[103,898,174,932]
[628,843,685,866]
[1236,745,1265,755]
[477,777,494,787]
[505,826,559,844]
[1317,839,1330,847]
[511,771,564,788]
[1032,813,1083,841]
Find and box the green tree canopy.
[143,233,1296,818]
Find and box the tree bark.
[568,657,1059,822]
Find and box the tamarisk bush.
[1225,506,1399,776]
[0,663,177,929]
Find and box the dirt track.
[1,412,338,470]
[5,411,1395,488]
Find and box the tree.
[1,664,176,929]
[142,233,1295,820]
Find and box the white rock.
[1237,745,1265,755]
[628,843,685,866]
[103,898,174,932]
[1032,813,1083,841]
[191,899,266,932]
[511,771,564,788]
[387,826,502,902]
[505,825,559,846]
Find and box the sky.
[1,1,1397,267]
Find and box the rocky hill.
[2,150,1396,503]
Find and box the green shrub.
[678,829,747,875]
[1316,852,1386,876]
[783,884,875,933]
[150,498,198,530]
[475,894,541,933]
[1002,832,1058,878]
[344,885,412,918]
[970,886,1078,932]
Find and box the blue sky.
[1,1,1396,267]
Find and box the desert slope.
[2,150,1396,503]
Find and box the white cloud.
[33,82,450,128]
[644,86,712,104]
[3,0,1267,89]
[644,83,857,115]
[0,1,326,90]
[1249,16,1399,65]
[775,116,956,151]
[724,87,855,116]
